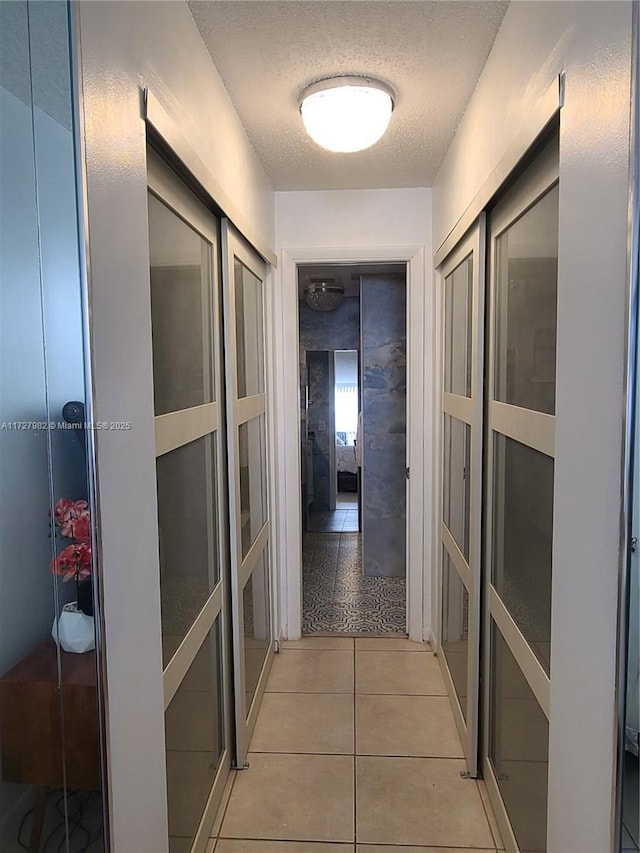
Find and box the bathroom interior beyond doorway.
[298,262,408,635]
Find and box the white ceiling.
[188,0,508,191]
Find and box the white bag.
[52,602,96,654]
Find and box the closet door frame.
[481,137,559,853]
[148,148,233,852]
[221,221,275,767]
[437,217,486,776]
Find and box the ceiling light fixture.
[304,279,345,312]
[299,76,395,153]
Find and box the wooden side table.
[0,639,101,851]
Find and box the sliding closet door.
[438,218,485,775]
[222,222,274,766]
[147,149,232,853]
[483,133,559,853]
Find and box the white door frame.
[273,245,429,642]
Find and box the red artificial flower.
[54,498,89,538]
[50,498,92,579]
[51,542,92,581]
[53,498,75,523]
[70,515,91,544]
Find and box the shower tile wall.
[299,295,360,352]
[307,351,331,512]
[361,274,407,578]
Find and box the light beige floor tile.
[356,756,494,848]
[356,695,463,757]
[477,778,505,850]
[284,637,354,650]
[355,651,446,696]
[251,692,354,754]
[267,650,354,693]
[217,842,353,852]
[356,847,495,852]
[221,753,354,842]
[355,638,429,652]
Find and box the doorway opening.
[298,263,408,635]
[307,348,360,534]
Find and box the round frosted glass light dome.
[300,78,394,153]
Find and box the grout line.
[354,648,431,653]
[247,750,354,757]
[355,691,449,697]
[263,690,449,697]
[354,753,468,762]
[217,835,354,846]
[264,690,355,695]
[356,846,497,851]
[217,831,495,848]
[245,749,467,760]
[274,648,354,652]
[262,688,448,696]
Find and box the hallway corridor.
[208,638,503,852]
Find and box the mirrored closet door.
[483,132,559,853]
[147,148,232,853]
[222,222,275,767]
[438,217,485,775]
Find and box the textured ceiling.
[188,0,508,191]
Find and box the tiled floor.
[302,533,406,633]
[308,509,359,533]
[336,493,358,508]
[308,491,359,533]
[212,638,504,852]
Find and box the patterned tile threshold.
[303,532,406,635]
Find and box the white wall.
[276,188,430,250]
[273,188,432,641]
[432,3,633,851]
[78,2,274,849]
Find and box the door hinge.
[405,466,410,480]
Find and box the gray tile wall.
[307,350,331,512]
[299,296,360,352]
[361,275,407,577]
